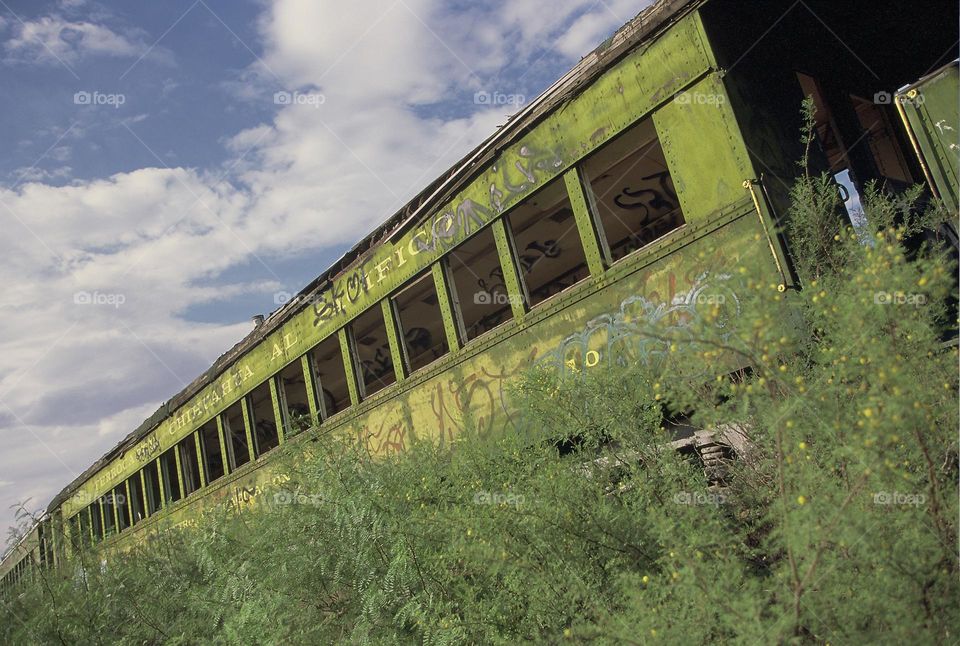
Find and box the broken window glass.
[392,272,450,373]
[581,117,684,262]
[506,177,590,306]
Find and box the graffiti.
[428,353,532,448]
[225,472,291,513]
[359,327,436,383]
[364,414,411,455]
[611,210,685,259]
[360,345,394,384]
[313,266,371,325]
[404,326,433,359]
[414,199,494,255]
[476,265,508,299]
[168,363,256,435]
[465,307,512,339]
[534,271,740,375]
[310,143,565,327]
[515,238,562,274]
[227,485,262,513]
[134,435,160,463]
[496,144,565,197]
[612,170,678,218]
[527,263,590,303]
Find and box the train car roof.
[47,0,702,514]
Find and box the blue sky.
[0,0,652,543]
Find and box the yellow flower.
[642,575,650,584]
[797,495,807,505]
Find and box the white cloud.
[8,165,73,183]
[3,14,167,66]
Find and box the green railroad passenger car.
[2,0,957,586]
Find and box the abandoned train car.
[2,0,957,588]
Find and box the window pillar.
[381,299,407,383]
[431,262,461,352]
[490,219,527,320]
[338,327,361,406]
[268,378,286,445]
[564,167,606,277]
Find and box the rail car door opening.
[391,271,450,373]
[177,434,202,496]
[159,447,182,505]
[505,177,591,307]
[247,382,280,457]
[700,0,957,231]
[349,306,396,399]
[222,400,250,470]
[580,117,684,263]
[143,460,162,515]
[275,361,311,434]
[308,336,352,419]
[444,226,515,342]
[198,419,225,483]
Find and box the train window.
[90,501,103,541]
[505,177,590,307]
[309,336,351,418]
[68,514,81,550]
[222,400,250,470]
[102,494,118,537]
[276,361,311,435]
[581,118,684,263]
[113,484,130,532]
[349,306,396,398]
[198,419,225,483]
[177,434,202,496]
[76,511,91,548]
[159,447,182,505]
[445,226,514,341]
[391,272,450,373]
[128,473,146,524]
[247,382,280,457]
[143,461,162,515]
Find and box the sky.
[0,0,654,546]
